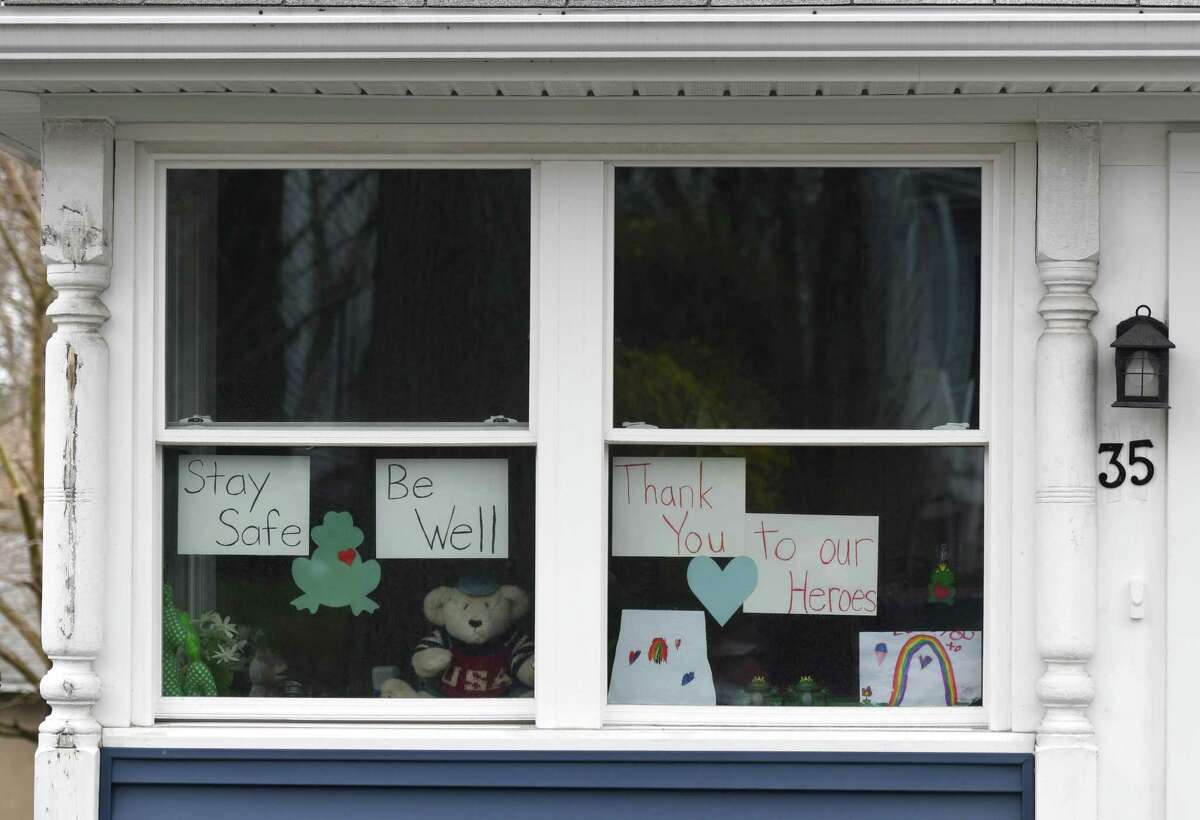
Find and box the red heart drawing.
[628,650,641,665]
[675,639,682,649]
[337,548,356,566]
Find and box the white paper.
[610,457,745,558]
[608,609,716,706]
[858,631,983,707]
[177,455,310,556]
[742,514,879,616]
[375,458,508,559]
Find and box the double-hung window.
[604,164,990,723]
[159,165,537,720]
[150,151,1010,729]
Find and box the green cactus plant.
[162,584,218,697]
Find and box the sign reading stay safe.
[177,455,310,556]
[375,459,508,559]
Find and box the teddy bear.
[248,645,288,697]
[382,577,534,698]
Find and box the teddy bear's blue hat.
[458,576,500,597]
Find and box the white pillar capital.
[35,117,113,820]
[1034,121,1101,820]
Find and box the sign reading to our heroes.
[610,457,746,557]
[743,514,879,616]
[375,459,508,559]
[177,455,310,556]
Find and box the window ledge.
[104,724,1033,755]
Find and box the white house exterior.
[2,5,1200,819]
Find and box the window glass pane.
[613,167,981,430]
[607,446,983,707]
[163,446,535,699]
[166,169,531,424]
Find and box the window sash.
[151,159,543,721]
[135,148,1015,732]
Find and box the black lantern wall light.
[1112,305,1175,409]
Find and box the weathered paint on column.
[1035,121,1100,820]
[35,118,113,820]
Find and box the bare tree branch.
[0,219,35,300]
[0,590,46,670]
[0,150,48,726]
[0,153,41,240]
[0,641,41,690]
[0,442,41,599]
[0,721,38,744]
[0,692,41,745]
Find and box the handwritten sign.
[742,514,878,616]
[611,457,745,557]
[375,459,508,559]
[608,610,716,706]
[177,455,310,556]
[858,631,982,707]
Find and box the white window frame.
[600,158,1006,730]
[146,157,542,724]
[123,137,1018,735]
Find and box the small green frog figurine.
[291,511,381,616]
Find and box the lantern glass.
[1123,350,1162,400]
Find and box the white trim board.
[33,95,1200,133]
[1166,132,1200,820]
[108,137,1022,735]
[102,725,1036,755]
[6,9,1200,61]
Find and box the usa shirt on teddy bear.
[416,628,533,697]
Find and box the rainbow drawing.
[648,637,669,664]
[888,634,958,706]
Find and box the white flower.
[211,643,242,665]
[204,615,238,641]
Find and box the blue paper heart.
[687,556,759,627]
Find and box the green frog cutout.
[928,562,957,606]
[291,511,381,615]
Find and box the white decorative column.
[1034,122,1100,820]
[35,118,113,820]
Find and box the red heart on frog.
[337,548,356,566]
[933,586,952,601]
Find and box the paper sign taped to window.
[858,631,982,707]
[375,459,508,559]
[610,457,745,558]
[177,455,310,556]
[742,514,879,616]
[608,609,716,706]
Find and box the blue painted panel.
[101,749,1034,820]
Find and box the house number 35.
[1098,440,1155,489]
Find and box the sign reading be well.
[177,455,310,556]
[611,457,746,557]
[375,459,508,559]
